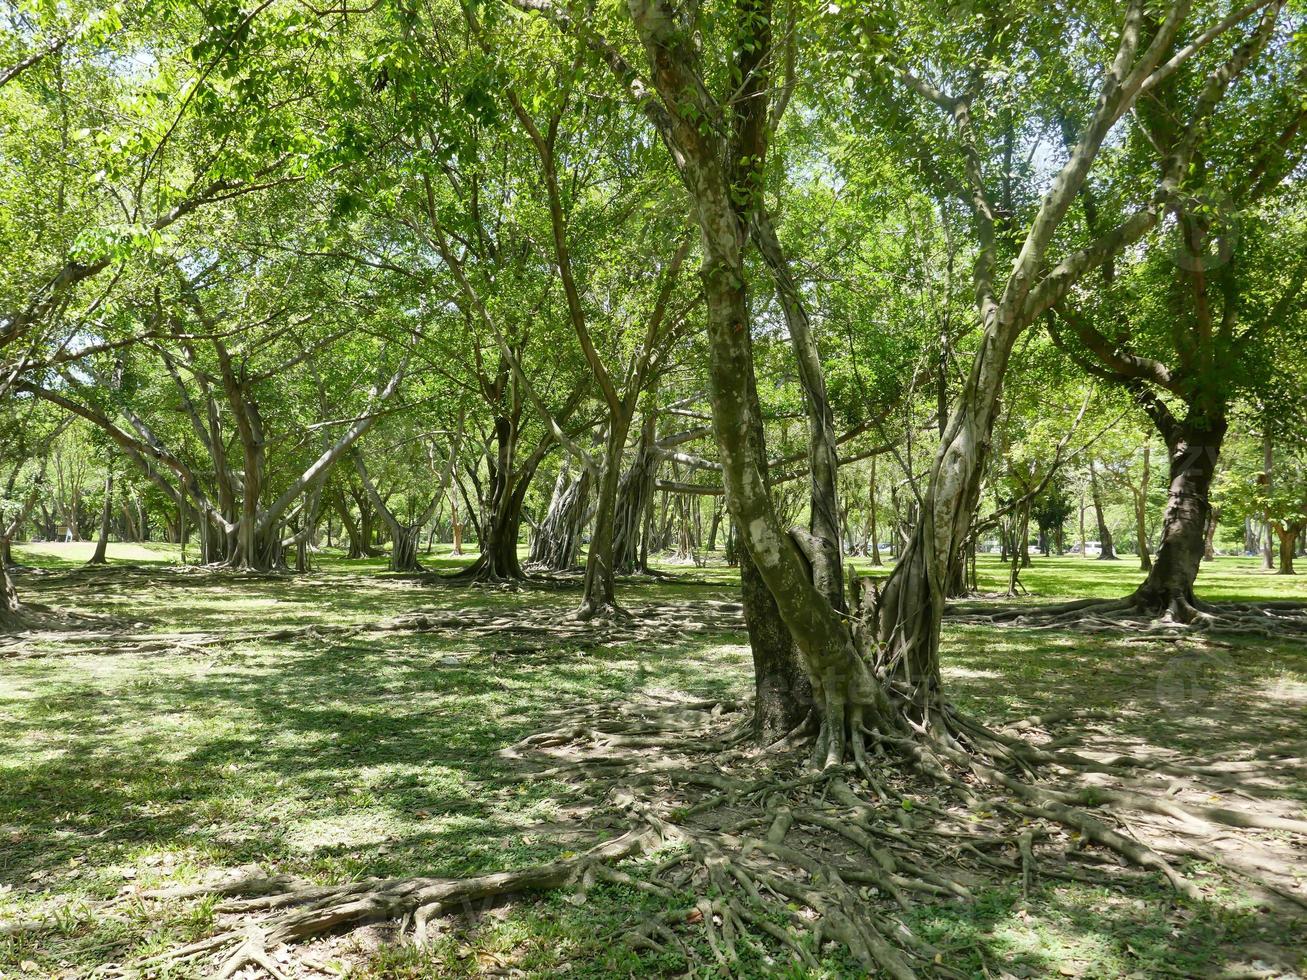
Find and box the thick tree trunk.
[528,466,590,571]
[1132,415,1226,616]
[1274,525,1298,575]
[457,430,545,583]
[740,545,813,740]
[391,524,421,572]
[87,472,114,565]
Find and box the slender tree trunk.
[869,454,881,567]
[1262,430,1275,570]
[877,318,1022,723]
[1089,462,1116,559]
[87,471,114,565]
[579,414,631,618]
[1202,505,1219,560]
[450,488,464,555]
[1134,490,1151,571]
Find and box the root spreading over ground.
[28,690,1304,979]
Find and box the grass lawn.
[1,544,1303,978]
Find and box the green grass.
[1,543,1304,978]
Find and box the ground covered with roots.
[2,546,1304,978]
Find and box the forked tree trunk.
[87,472,114,565]
[1006,501,1030,596]
[458,435,545,583]
[333,494,366,559]
[1131,414,1226,616]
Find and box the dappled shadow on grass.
[908,874,1304,978]
[0,613,749,890]
[942,623,1307,808]
[3,559,1306,977]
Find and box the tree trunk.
[578,415,631,618]
[333,493,366,559]
[1007,501,1030,596]
[613,415,660,574]
[529,465,590,571]
[87,471,114,565]
[1089,462,1117,559]
[877,315,1023,724]
[457,427,545,583]
[1262,429,1275,570]
[391,524,421,572]
[740,544,813,740]
[1275,525,1298,575]
[1132,415,1226,617]
[1202,505,1219,561]
[0,565,18,628]
[1135,492,1151,571]
[869,456,881,566]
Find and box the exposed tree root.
[69,696,1305,978]
[948,593,1307,639]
